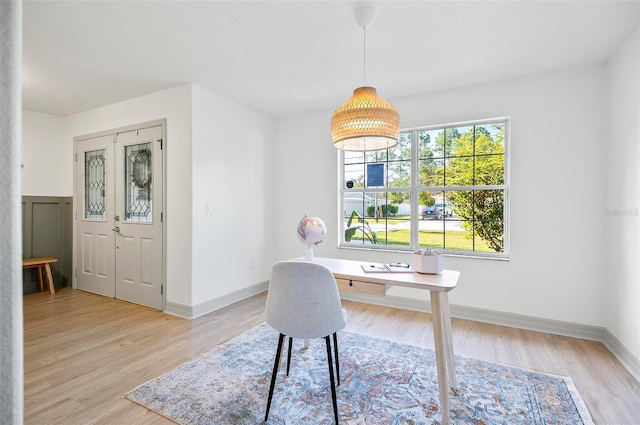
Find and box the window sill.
[338,244,509,261]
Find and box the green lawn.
[350,228,494,252]
[348,215,496,252]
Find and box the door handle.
[112,226,120,233]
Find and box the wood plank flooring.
[24,288,640,424]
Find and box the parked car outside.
[434,203,453,217]
[422,207,441,220]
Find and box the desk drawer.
[336,278,386,296]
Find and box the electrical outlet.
[206,203,214,216]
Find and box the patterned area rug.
[125,323,593,424]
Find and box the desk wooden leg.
[44,263,56,294]
[441,293,457,391]
[430,291,450,425]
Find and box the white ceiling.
[22,0,640,118]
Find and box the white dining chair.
[264,260,347,424]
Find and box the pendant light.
[331,5,400,152]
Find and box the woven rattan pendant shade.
[331,6,400,151]
[331,86,400,151]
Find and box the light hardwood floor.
[24,288,640,425]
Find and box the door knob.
[112,226,120,233]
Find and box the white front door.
[76,124,164,310]
[76,135,116,298]
[113,127,164,309]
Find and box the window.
[340,118,509,259]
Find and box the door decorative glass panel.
[84,149,106,220]
[125,142,152,222]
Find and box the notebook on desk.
[361,263,389,273]
[361,263,414,273]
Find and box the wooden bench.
[23,257,58,295]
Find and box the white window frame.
[338,117,510,260]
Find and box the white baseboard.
[602,328,640,383]
[164,301,193,319]
[339,291,640,382]
[164,285,640,382]
[165,280,269,319]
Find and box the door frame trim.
[72,119,167,311]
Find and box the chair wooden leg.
[265,333,285,422]
[325,335,339,424]
[286,337,293,376]
[333,332,340,386]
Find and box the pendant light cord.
[363,26,367,87]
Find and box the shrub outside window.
[340,118,509,259]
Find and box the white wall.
[190,85,274,308]
[22,83,274,317]
[64,83,274,315]
[605,27,640,361]
[66,85,194,307]
[22,110,71,196]
[273,111,340,260]
[274,65,608,326]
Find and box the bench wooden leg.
[37,266,44,292]
[44,263,55,295]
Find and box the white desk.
[311,257,459,425]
